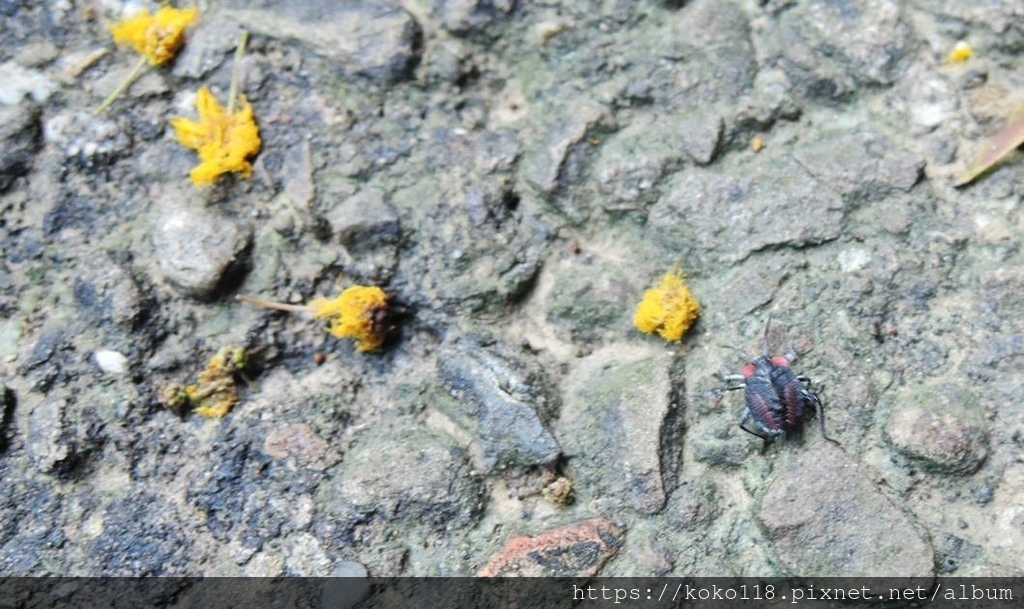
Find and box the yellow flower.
[634,270,701,341]
[170,87,261,185]
[109,6,198,66]
[310,286,389,351]
[236,286,390,352]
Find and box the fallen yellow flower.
[110,6,198,66]
[237,286,390,352]
[171,87,261,185]
[634,270,701,341]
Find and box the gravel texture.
[1,0,1023,577]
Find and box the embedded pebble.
[437,340,561,472]
[649,155,844,263]
[477,517,624,576]
[223,0,421,84]
[0,61,57,105]
[317,421,483,531]
[558,343,679,515]
[767,0,910,101]
[759,442,934,577]
[886,381,989,476]
[263,423,340,472]
[592,116,683,209]
[43,110,131,163]
[793,130,924,202]
[151,202,252,300]
[93,350,128,375]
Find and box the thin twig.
[94,55,148,114]
[227,31,249,114]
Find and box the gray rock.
[886,381,989,476]
[321,564,371,609]
[263,423,341,472]
[325,188,400,253]
[520,99,609,206]
[73,256,149,329]
[592,116,685,210]
[759,442,934,577]
[283,532,332,575]
[431,0,515,39]
[664,476,722,531]
[437,341,561,471]
[223,1,421,84]
[171,17,245,79]
[42,110,131,165]
[0,60,57,105]
[0,103,40,191]
[648,155,844,263]
[793,130,924,203]
[768,0,910,100]
[323,187,400,282]
[671,0,757,105]
[558,344,681,515]
[24,397,73,474]
[545,261,637,346]
[318,421,483,531]
[151,198,252,299]
[677,113,723,166]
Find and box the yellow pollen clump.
[109,6,198,66]
[170,87,262,185]
[236,286,390,353]
[633,270,701,341]
[310,286,389,352]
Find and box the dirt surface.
[1,0,1024,577]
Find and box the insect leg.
[806,390,840,446]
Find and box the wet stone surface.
[1,0,1023,579]
[558,344,681,515]
[886,381,990,476]
[759,442,934,577]
[151,198,253,300]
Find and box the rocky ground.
[1,0,1023,577]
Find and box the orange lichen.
[633,270,701,341]
[237,286,390,352]
[109,6,198,66]
[170,87,262,185]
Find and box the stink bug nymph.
[721,318,839,447]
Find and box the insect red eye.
[770,355,790,367]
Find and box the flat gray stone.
[886,380,989,476]
[794,130,924,203]
[318,421,483,531]
[759,442,934,577]
[768,0,911,100]
[152,198,252,300]
[592,116,685,210]
[648,155,845,263]
[223,1,421,84]
[437,340,561,471]
[558,344,680,515]
[520,99,608,199]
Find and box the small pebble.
[93,350,128,375]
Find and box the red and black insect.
[722,318,839,447]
